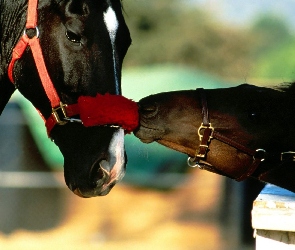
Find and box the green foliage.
[249,15,295,81]
[251,40,295,81]
[123,0,254,79]
[250,14,293,58]
[122,1,295,81]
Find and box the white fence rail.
[252,184,295,249]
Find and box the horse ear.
[65,0,90,17]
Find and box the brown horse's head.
[1,0,132,197]
[134,84,295,191]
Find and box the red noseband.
[8,0,139,136]
[78,94,139,132]
[45,94,139,135]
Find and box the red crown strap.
[26,0,38,28]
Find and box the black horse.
[135,84,295,193]
[0,0,134,197]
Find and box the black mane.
[277,82,295,93]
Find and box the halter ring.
[23,26,40,39]
[253,149,266,162]
[187,157,204,169]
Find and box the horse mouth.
[134,124,165,143]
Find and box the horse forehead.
[103,5,119,39]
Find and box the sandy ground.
[0,170,238,250]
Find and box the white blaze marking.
[104,6,119,43]
[106,128,125,184]
[103,6,125,185]
[104,6,120,94]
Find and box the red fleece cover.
[78,94,139,133]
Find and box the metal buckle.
[187,157,204,169]
[281,151,295,162]
[195,145,209,158]
[198,123,214,141]
[52,102,68,125]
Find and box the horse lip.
[134,124,164,143]
[73,188,88,198]
[139,122,165,133]
[72,181,113,198]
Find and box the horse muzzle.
[69,157,126,197]
[64,128,126,198]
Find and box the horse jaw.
[157,139,197,157]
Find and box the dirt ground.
[0,170,246,250]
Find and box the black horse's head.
[2,0,132,197]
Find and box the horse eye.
[65,30,82,44]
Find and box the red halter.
[8,0,138,136]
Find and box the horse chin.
[134,126,195,155]
[157,139,196,157]
[72,179,117,198]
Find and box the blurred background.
[1,1,295,249]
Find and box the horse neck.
[1,1,27,65]
[0,0,27,114]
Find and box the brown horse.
[134,84,295,192]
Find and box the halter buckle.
[198,123,214,141]
[281,151,295,162]
[52,102,68,125]
[195,145,209,158]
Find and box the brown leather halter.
[187,88,267,181]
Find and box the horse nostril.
[96,167,105,180]
[139,103,158,117]
[90,160,110,187]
